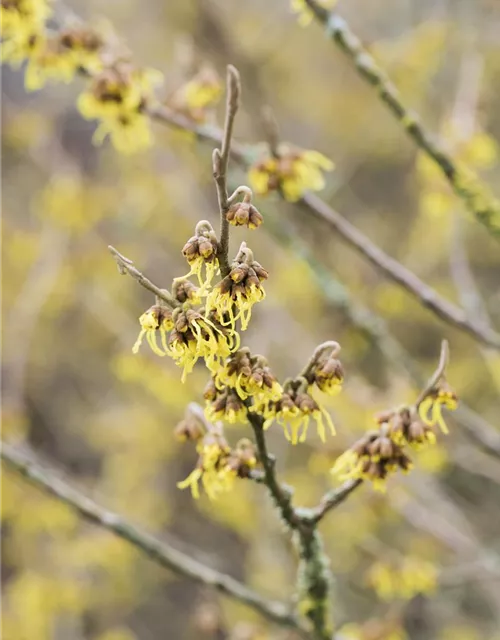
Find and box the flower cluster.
[1,2,162,153]
[248,144,334,202]
[261,379,336,445]
[133,217,269,385]
[78,61,163,154]
[366,557,437,602]
[181,220,220,289]
[132,304,174,357]
[175,411,257,500]
[332,426,412,491]
[216,348,282,403]
[226,194,263,230]
[204,377,248,425]
[332,378,457,490]
[206,242,267,331]
[166,65,222,123]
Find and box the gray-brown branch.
[0,442,308,635]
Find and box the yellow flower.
[132,305,174,357]
[367,558,437,601]
[290,0,337,27]
[207,252,268,332]
[177,436,256,500]
[167,308,236,382]
[332,428,412,491]
[418,384,457,435]
[1,0,52,38]
[248,146,334,202]
[77,62,162,154]
[263,390,335,444]
[181,223,219,291]
[167,65,222,123]
[216,349,282,404]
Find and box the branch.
[213,65,241,278]
[415,339,449,406]
[302,0,500,241]
[300,193,500,350]
[246,409,333,639]
[304,479,363,526]
[246,409,304,531]
[0,442,309,635]
[108,245,179,308]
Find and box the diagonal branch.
[108,245,179,308]
[302,0,500,240]
[300,193,500,350]
[0,442,309,635]
[304,479,363,526]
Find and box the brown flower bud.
[251,261,268,281]
[198,238,215,259]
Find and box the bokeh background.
[2,0,500,639]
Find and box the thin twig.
[302,0,500,241]
[0,442,309,635]
[304,479,363,525]
[415,339,449,406]
[108,245,179,308]
[213,65,241,278]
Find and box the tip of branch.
[226,64,241,110]
[440,339,450,370]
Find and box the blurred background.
[2,0,500,639]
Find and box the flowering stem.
[246,408,334,638]
[300,341,341,382]
[415,339,449,406]
[1,442,309,635]
[302,0,500,241]
[108,245,179,309]
[213,65,241,278]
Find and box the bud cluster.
[216,348,281,402]
[332,424,413,492]
[182,220,220,288]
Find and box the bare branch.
[415,340,449,406]
[300,193,500,350]
[108,245,179,309]
[213,65,241,278]
[305,479,363,525]
[0,442,308,635]
[302,0,500,241]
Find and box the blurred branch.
[108,245,179,308]
[213,65,241,278]
[0,442,309,635]
[302,0,500,241]
[300,192,500,350]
